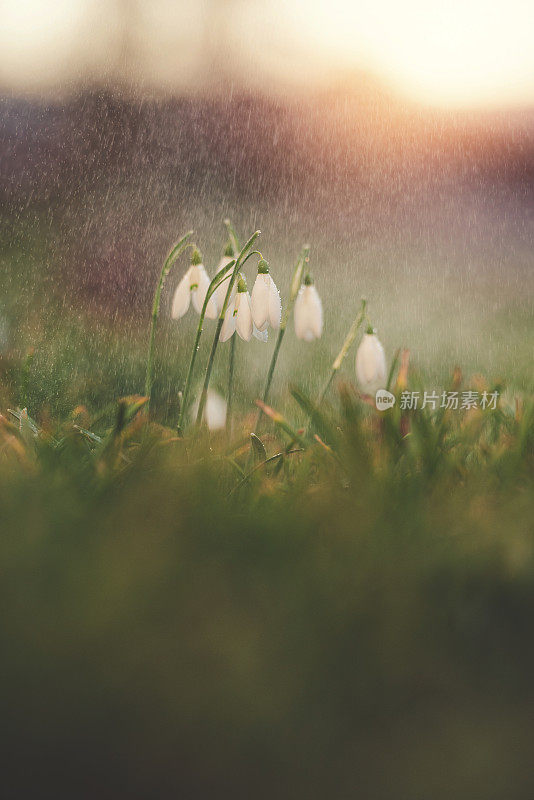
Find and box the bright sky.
[1,0,534,107]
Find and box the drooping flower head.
[220,274,268,342]
[294,274,323,342]
[171,247,217,320]
[220,275,254,342]
[355,327,387,393]
[251,259,282,333]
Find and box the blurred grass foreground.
[1,340,533,797]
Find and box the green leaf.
[291,386,337,447]
[250,432,267,462]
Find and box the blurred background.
[1,0,533,418]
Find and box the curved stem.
[239,249,263,268]
[196,230,261,427]
[145,231,193,408]
[253,245,309,434]
[177,258,237,432]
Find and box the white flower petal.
[190,265,208,310]
[308,286,323,339]
[293,288,307,340]
[235,292,253,341]
[193,264,217,319]
[294,285,323,341]
[171,267,193,319]
[219,298,237,341]
[251,274,270,330]
[268,276,282,329]
[204,390,227,430]
[191,265,217,319]
[355,334,387,391]
[192,389,227,430]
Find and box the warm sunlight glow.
[285,0,534,106]
[0,0,87,82]
[1,0,534,105]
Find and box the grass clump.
[0,376,533,798]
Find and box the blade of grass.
[228,448,304,495]
[316,298,367,409]
[255,400,308,449]
[145,231,193,408]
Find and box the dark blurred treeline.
[1,85,534,310]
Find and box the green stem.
[316,370,336,408]
[253,245,309,434]
[196,230,261,427]
[227,335,236,436]
[225,220,240,438]
[223,220,242,437]
[145,231,193,408]
[253,327,285,434]
[239,249,263,268]
[177,258,237,432]
[315,297,367,409]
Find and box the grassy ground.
[1,381,533,798]
[1,223,534,797]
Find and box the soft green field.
[1,221,533,798]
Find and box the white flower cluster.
[220,262,282,343]
[171,249,327,345]
[171,244,392,397]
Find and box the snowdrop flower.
[294,275,323,341]
[192,389,227,431]
[355,328,387,393]
[251,259,281,334]
[171,248,217,320]
[220,275,254,342]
